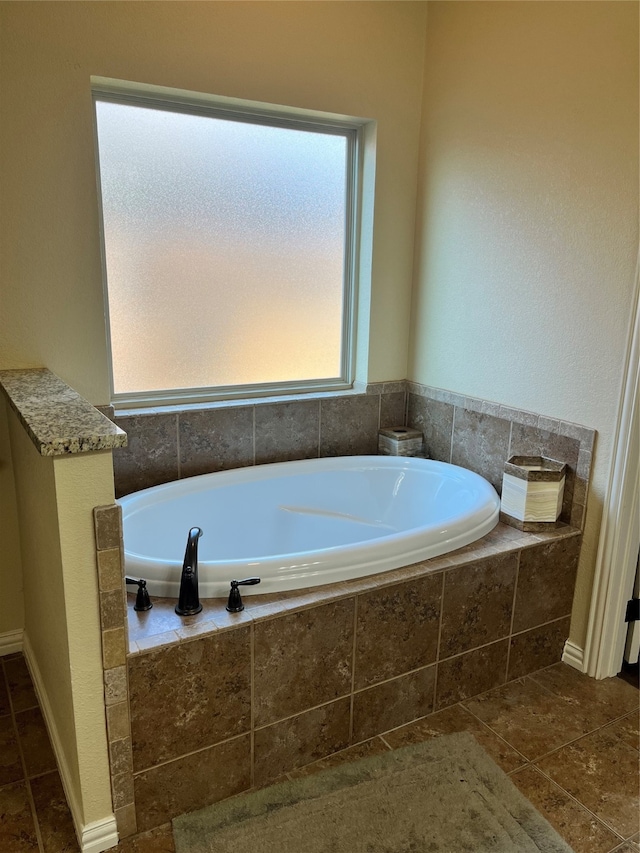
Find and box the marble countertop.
[0,368,127,456]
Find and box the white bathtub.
[119,455,500,599]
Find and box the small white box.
[378,427,424,457]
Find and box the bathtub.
[119,455,500,599]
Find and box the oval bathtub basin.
[119,455,500,599]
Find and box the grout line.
[349,597,358,743]
[132,729,252,777]
[504,549,521,681]
[252,406,256,466]
[175,413,181,479]
[449,405,456,463]
[432,571,446,712]
[24,778,46,853]
[529,761,627,845]
[250,622,255,789]
[317,399,322,457]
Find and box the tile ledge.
[126,523,581,655]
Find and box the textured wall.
[409,1,639,648]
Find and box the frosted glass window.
[94,94,358,403]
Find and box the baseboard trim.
[23,634,118,853]
[562,639,585,672]
[79,817,119,853]
[0,628,24,656]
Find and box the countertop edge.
[0,368,128,456]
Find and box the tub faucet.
[175,527,203,616]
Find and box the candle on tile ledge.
[500,456,566,532]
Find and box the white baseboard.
[79,817,119,853]
[0,628,24,656]
[562,639,585,672]
[23,634,118,853]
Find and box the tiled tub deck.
[111,520,581,835]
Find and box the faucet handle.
[226,577,261,613]
[125,577,153,612]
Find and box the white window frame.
[91,77,370,409]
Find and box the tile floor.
[0,653,637,853]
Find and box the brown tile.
[254,600,354,727]
[106,702,131,743]
[536,725,640,838]
[254,400,319,464]
[93,504,122,550]
[0,781,39,852]
[99,590,125,632]
[29,771,78,853]
[382,703,526,774]
[508,617,571,680]
[529,663,639,729]
[134,734,251,833]
[463,676,605,761]
[14,707,56,778]
[3,658,38,713]
[319,395,379,456]
[178,407,253,478]
[440,554,517,658]
[128,628,251,772]
[112,414,178,498]
[109,736,133,778]
[102,627,126,669]
[0,716,23,787]
[510,765,621,853]
[406,394,454,463]
[355,575,441,689]
[352,665,436,742]
[104,665,127,706]
[111,769,135,810]
[451,408,511,493]
[133,631,180,653]
[126,598,193,646]
[603,712,639,752]
[435,639,508,711]
[379,392,406,429]
[115,823,176,853]
[96,547,123,593]
[513,538,580,632]
[254,698,350,787]
[115,803,137,839]
[289,737,391,779]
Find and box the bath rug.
[172,732,573,853]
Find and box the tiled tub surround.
[406,383,595,532]
[106,382,594,539]
[106,383,407,497]
[123,523,581,833]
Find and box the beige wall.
[8,407,115,827]
[0,0,427,398]
[410,1,639,646]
